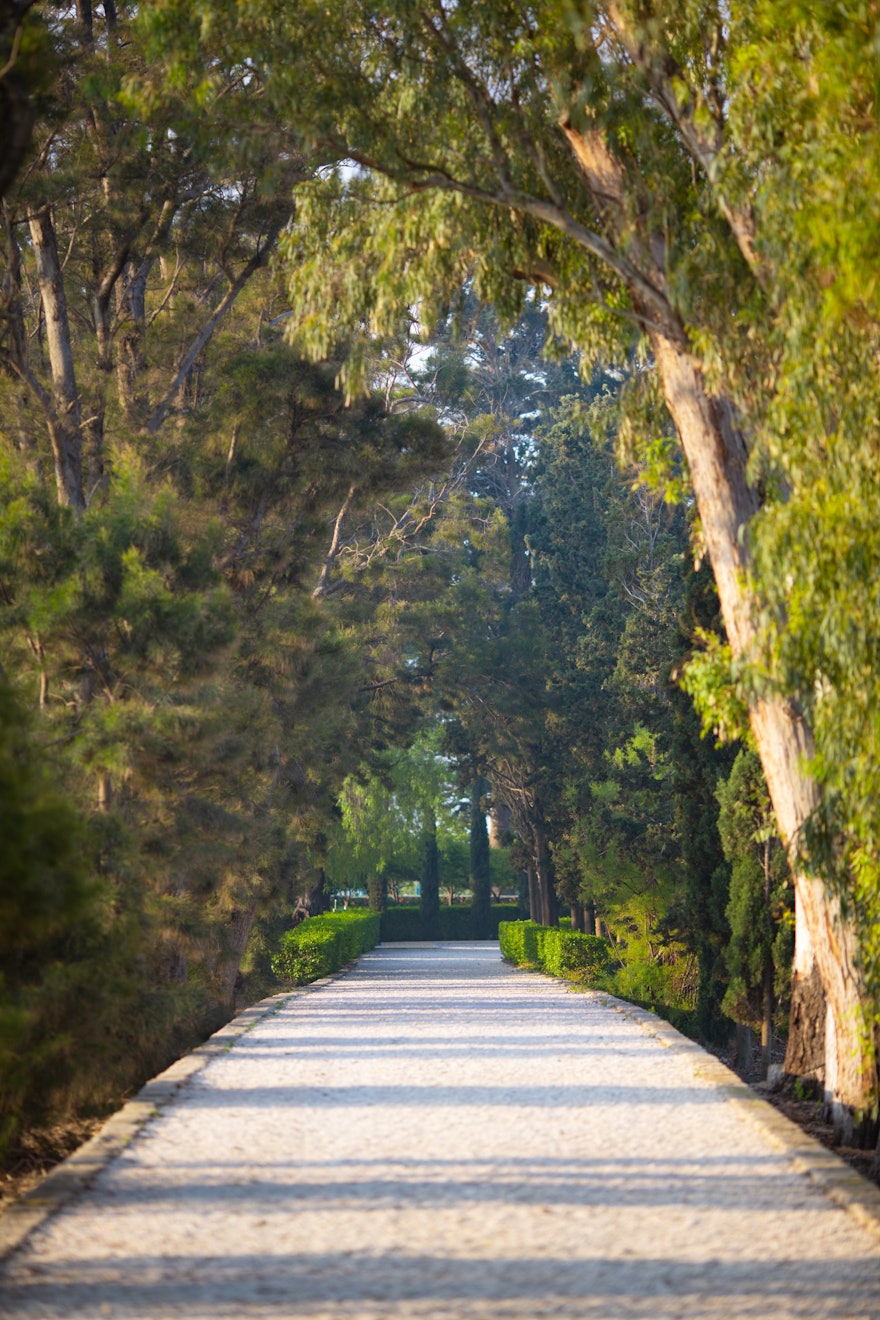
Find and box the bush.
[271,910,381,985]
[544,930,612,983]
[382,904,519,942]
[381,906,423,941]
[499,920,613,988]
[498,919,541,965]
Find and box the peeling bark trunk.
[28,206,85,510]
[558,117,875,1126]
[784,911,825,1081]
[115,257,151,419]
[652,333,875,1129]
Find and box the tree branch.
[146,224,282,435]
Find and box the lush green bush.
[271,910,381,985]
[382,904,519,942]
[381,906,423,941]
[498,919,541,965]
[499,920,613,988]
[543,930,613,983]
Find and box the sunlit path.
[2,943,879,1319]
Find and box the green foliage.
[499,921,613,987]
[271,911,381,986]
[546,931,613,983]
[20,0,880,1146]
[382,904,519,942]
[716,750,794,1032]
[498,920,541,967]
[380,907,424,942]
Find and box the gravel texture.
[2,941,880,1319]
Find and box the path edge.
[0,966,352,1263]
[583,982,880,1243]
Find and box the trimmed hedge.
[499,920,613,987]
[271,910,381,985]
[381,904,520,942]
[498,919,541,965]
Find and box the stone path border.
[584,986,880,1241]
[2,951,880,1269]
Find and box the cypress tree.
[470,777,491,939]
[420,820,440,941]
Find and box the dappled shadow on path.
[177,1082,718,1108]
[37,1152,827,1215]
[4,944,878,1318]
[4,1250,879,1318]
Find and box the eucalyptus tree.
[139,0,880,1131]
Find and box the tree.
[0,2,45,202]
[330,724,467,932]
[469,776,491,938]
[141,0,879,1131]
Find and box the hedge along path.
[1,944,880,1319]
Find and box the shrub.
[498,919,541,965]
[271,910,381,985]
[382,904,519,942]
[499,921,613,988]
[381,906,423,941]
[544,930,612,983]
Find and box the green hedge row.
[498,920,614,986]
[271,910,381,985]
[381,904,520,942]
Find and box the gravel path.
[2,941,880,1319]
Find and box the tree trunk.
[761,959,773,1081]
[367,872,387,914]
[761,841,773,1079]
[509,499,531,601]
[535,817,558,927]
[558,117,873,1127]
[217,905,257,1006]
[570,902,586,932]
[28,206,85,510]
[652,331,876,1133]
[735,1024,753,1077]
[304,869,327,916]
[420,818,440,940]
[488,798,512,847]
[470,777,492,938]
[115,258,151,420]
[584,898,597,937]
[784,904,825,1082]
[527,863,539,923]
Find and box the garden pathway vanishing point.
[2,941,880,1319]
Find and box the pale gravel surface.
[2,942,880,1320]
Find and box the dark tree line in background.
[2,1,880,1168]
